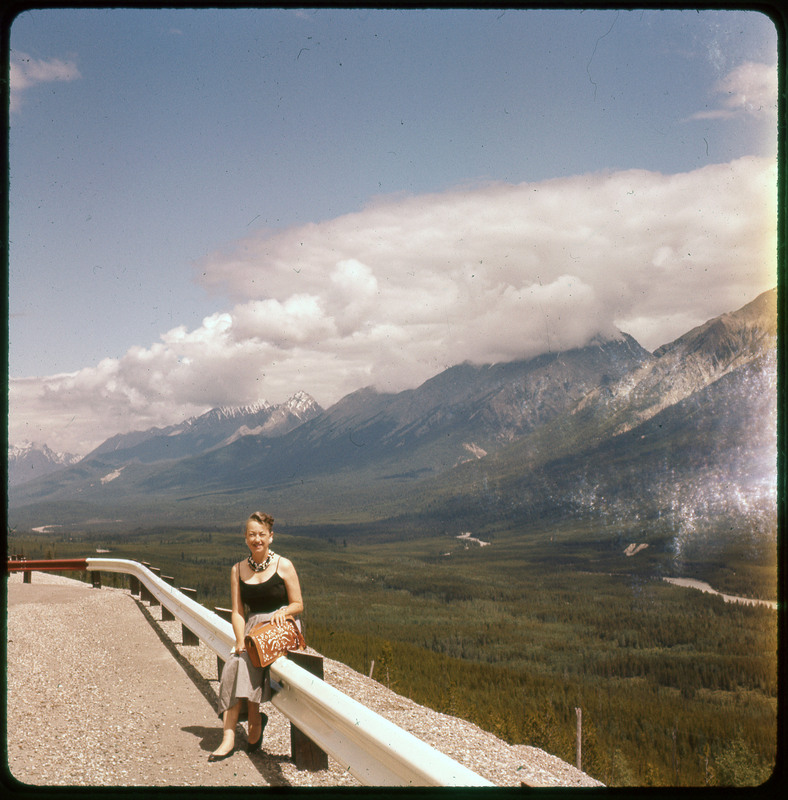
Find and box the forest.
[7,510,778,787]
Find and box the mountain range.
[7,442,81,489]
[82,390,322,467]
[7,289,777,536]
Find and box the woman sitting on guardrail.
[209,511,304,761]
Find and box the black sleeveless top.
[240,563,288,614]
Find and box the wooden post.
[182,626,200,646]
[129,575,140,596]
[23,571,31,584]
[575,707,582,771]
[287,651,329,771]
[179,587,199,645]
[91,571,102,589]
[147,567,160,606]
[160,576,175,620]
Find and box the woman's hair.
[247,511,274,530]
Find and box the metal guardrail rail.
[8,557,493,787]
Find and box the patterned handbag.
[244,617,306,668]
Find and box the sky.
[7,7,780,456]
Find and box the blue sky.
[8,7,779,454]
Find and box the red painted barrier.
[7,558,89,572]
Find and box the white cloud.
[688,60,777,121]
[9,50,81,113]
[8,157,777,456]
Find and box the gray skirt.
[216,611,275,717]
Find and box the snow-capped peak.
[7,441,82,488]
[284,391,319,416]
[8,441,80,464]
[217,399,272,418]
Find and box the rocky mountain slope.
[422,289,777,530]
[575,288,777,439]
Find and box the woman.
[209,511,304,761]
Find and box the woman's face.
[246,519,273,558]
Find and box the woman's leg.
[247,700,263,744]
[211,700,242,757]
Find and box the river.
[662,577,777,610]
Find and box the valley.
[6,288,779,787]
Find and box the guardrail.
[7,557,494,787]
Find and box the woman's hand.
[271,607,288,627]
[232,641,246,655]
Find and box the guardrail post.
[140,562,156,604]
[13,556,32,583]
[147,567,161,607]
[286,650,329,771]
[91,571,102,589]
[129,575,140,596]
[214,607,233,679]
[179,588,200,645]
[161,576,176,621]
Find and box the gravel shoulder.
[5,571,602,788]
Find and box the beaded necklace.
[247,551,275,573]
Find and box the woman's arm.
[229,562,246,652]
[271,557,304,626]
